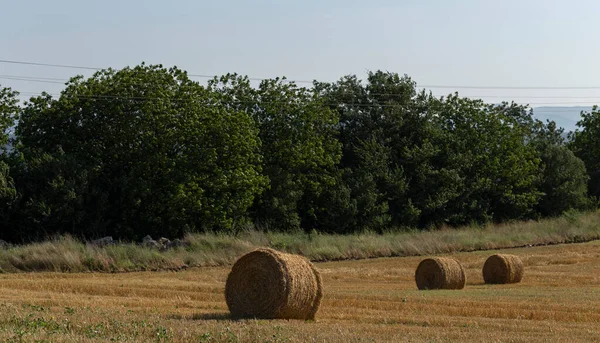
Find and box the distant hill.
[531,106,593,134]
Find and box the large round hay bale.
[482,254,524,284]
[225,248,323,320]
[414,257,466,290]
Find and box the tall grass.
[1,210,599,273]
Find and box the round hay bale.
[482,254,524,284]
[225,248,323,320]
[414,257,466,290]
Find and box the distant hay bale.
[225,248,323,320]
[483,254,524,284]
[415,257,466,290]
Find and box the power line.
[0,72,314,86]
[0,76,66,84]
[446,95,600,99]
[0,74,66,81]
[4,58,600,90]
[0,58,313,84]
[10,91,598,109]
[4,74,600,102]
[7,87,600,107]
[416,85,600,90]
[0,59,100,71]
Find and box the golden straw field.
[1,241,600,342]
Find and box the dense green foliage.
[0,65,596,241]
[0,87,19,227]
[2,65,266,241]
[570,106,600,199]
[208,75,341,231]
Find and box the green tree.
[4,149,91,240]
[0,86,19,148]
[0,86,18,231]
[209,75,341,231]
[428,97,542,224]
[313,75,393,231]
[522,118,589,216]
[315,72,459,229]
[12,64,266,239]
[535,143,589,216]
[569,106,600,198]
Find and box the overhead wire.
[4,75,600,102]
[8,91,598,109]
[0,58,312,83]
[3,58,600,90]
[1,59,599,111]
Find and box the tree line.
[0,64,597,241]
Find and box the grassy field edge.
[1,210,599,273]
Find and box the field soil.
[1,241,600,342]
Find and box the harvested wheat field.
[1,242,600,342]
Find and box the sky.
[1,0,599,130]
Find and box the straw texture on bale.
[414,257,466,290]
[225,248,323,320]
[482,254,524,284]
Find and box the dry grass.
[1,210,600,273]
[0,241,600,342]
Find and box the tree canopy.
[0,67,595,241]
[4,66,266,240]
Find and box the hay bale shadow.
[191,313,232,321]
[166,313,232,321]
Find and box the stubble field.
[0,241,599,342]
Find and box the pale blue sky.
[1,0,599,129]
